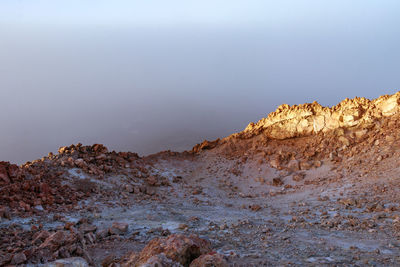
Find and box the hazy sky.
[1,1,399,163]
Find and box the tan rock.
[219,92,400,143]
[338,136,350,147]
[269,157,281,169]
[287,159,300,171]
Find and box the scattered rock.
[109,222,129,235]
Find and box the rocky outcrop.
[192,92,400,153]
[237,92,400,140]
[192,139,220,153]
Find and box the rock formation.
[239,92,400,139]
[193,92,400,152]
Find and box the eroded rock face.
[239,92,400,140]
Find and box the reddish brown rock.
[102,254,117,267]
[39,231,76,251]
[0,206,11,219]
[249,204,262,212]
[189,252,228,267]
[192,139,220,153]
[292,172,306,182]
[0,165,10,184]
[32,230,51,245]
[146,176,158,186]
[272,177,283,186]
[109,222,129,235]
[0,161,17,184]
[11,252,27,265]
[135,234,212,266]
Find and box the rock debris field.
[2,93,400,266]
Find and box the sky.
[0,1,399,163]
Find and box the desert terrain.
[2,93,400,266]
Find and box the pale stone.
[42,257,89,267]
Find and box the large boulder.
[135,234,212,266]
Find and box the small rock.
[293,172,305,182]
[147,176,158,186]
[96,229,109,240]
[300,161,313,170]
[190,252,228,267]
[102,254,117,267]
[124,184,134,193]
[287,160,300,171]
[272,177,283,186]
[270,157,281,169]
[249,204,262,212]
[79,224,97,234]
[109,222,129,235]
[11,252,26,265]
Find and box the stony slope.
[2,92,400,266]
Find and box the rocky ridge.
[194,92,400,152]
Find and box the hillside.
[1,92,400,266]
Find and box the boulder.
[109,222,129,235]
[39,231,68,250]
[135,234,212,266]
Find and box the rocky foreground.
[2,92,400,266]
